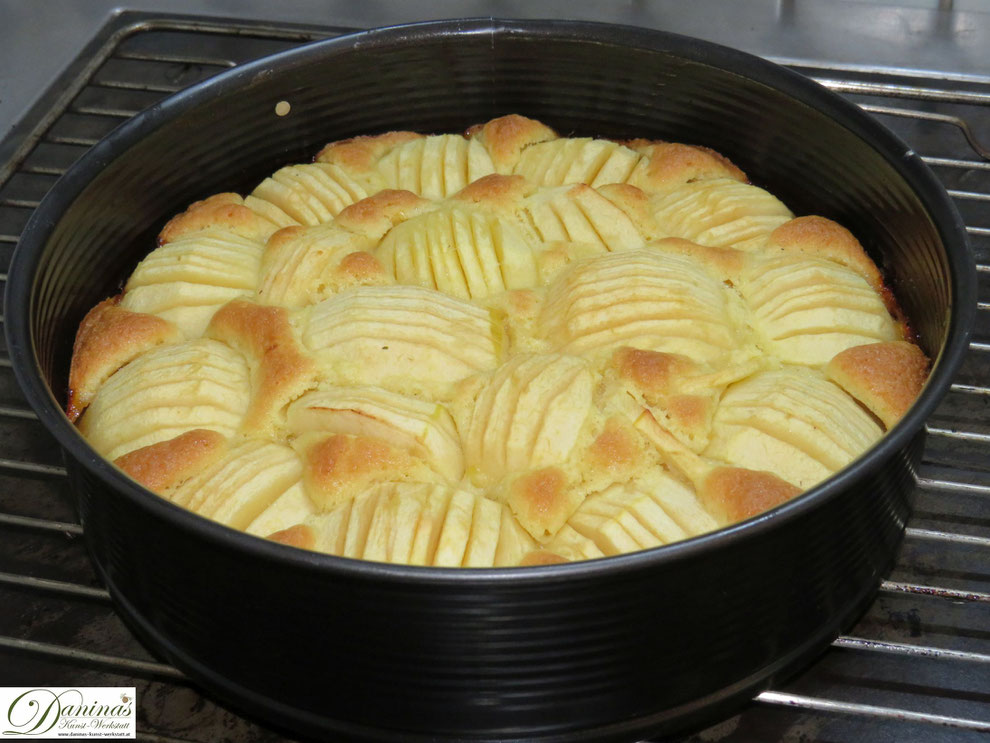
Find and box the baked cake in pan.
[66,114,929,567]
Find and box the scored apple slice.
[539,248,740,363]
[650,178,793,250]
[738,252,900,366]
[519,184,644,253]
[567,471,719,556]
[512,137,645,188]
[245,481,316,538]
[376,134,496,199]
[270,481,521,567]
[250,162,371,226]
[376,205,538,300]
[454,353,594,484]
[169,438,304,531]
[119,227,264,337]
[256,223,384,308]
[705,367,883,490]
[301,285,502,396]
[77,338,251,461]
[287,386,464,483]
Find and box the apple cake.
[67,114,929,567]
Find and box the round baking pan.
[5,18,975,743]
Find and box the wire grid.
[0,16,987,743]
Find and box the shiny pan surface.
[4,19,975,743]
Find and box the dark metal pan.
[4,18,975,743]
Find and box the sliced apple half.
[376,134,495,200]
[539,249,739,362]
[287,386,463,483]
[738,253,900,366]
[456,353,593,483]
[376,205,538,300]
[78,338,250,461]
[651,178,793,250]
[302,285,502,394]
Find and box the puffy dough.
[624,141,747,192]
[68,298,181,422]
[826,341,929,429]
[114,428,227,495]
[205,299,319,437]
[295,432,436,511]
[158,192,280,245]
[465,114,557,173]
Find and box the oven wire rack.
[0,14,987,743]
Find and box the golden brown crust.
[451,173,533,210]
[264,224,305,254]
[768,216,884,292]
[315,131,423,173]
[158,192,279,245]
[506,466,576,541]
[649,237,746,278]
[611,347,698,401]
[334,189,430,238]
[518,549,569,566]
[699,466,801,525]
[113,429,227,494]
[268,524,315,550]
[629,142,747,190]
[205,299,318,435]
[825,341,929,429]
[587,418,642,475]
[67,297,181,422]
[336,251,386,282]
[663,394,712,436]
[465,114,557,173]
[301,434,416,509]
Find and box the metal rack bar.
[0,572,110,601]
[0,513,82,534]
[0,636,187,682]
[880,581,990,604]
[756,692,990,733]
